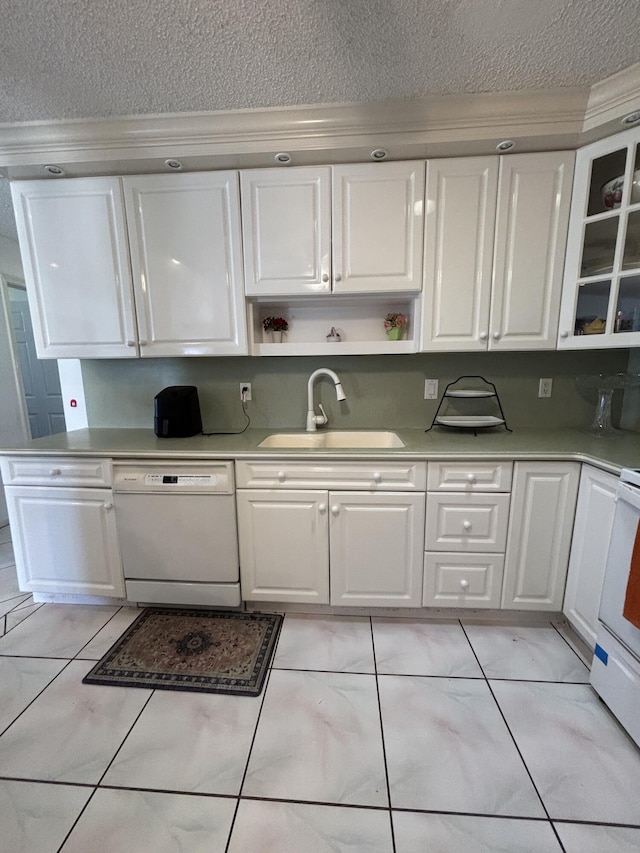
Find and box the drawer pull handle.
[318,503,327,513]
[49,468,62,476]
[463,520,472,531]
[460,579,469,590]
[277,471,286,482]
[466,473,476,483]
[331,505,340,515]
[104,502,113,511]
[373,472,382,483]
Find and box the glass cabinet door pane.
[587,149,627,216]
[614,275,640,333]
[633,144,640,206]
[623,210,640,270]
[575,279,610,335]
[580,217,619,277]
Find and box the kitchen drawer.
[0,456,112,487]
[423,552,504,608]
[427,461,512,492]
[426,492,510,551]
[235,460,426,491]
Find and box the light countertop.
[2,427,640,474]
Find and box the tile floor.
[1,521,640,852]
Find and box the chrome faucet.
[306,368,347,431]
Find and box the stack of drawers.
[423,461,513,608]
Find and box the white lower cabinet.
[4,485,124,597]
[502,461,580,611]
[423,553,505,608]
[563,465,618,648]
[235,461,426,607]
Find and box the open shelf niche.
[247,295,420,355]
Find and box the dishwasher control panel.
[113,462,234,494]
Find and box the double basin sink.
[259,431,405,449]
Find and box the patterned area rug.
[83,608,282,696]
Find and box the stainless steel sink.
[259,431,405,449]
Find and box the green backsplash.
[81,349,635,433]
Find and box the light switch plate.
[425,379,439,400]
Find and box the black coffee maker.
[154,386,202,437]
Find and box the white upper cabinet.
[490,152,574,350]
[558,125,640,348]
[241,161,424,297]
[241,167,331,297]
[332,161,425,293]
[421,152,573,351]
[422,157,498,351]
[11,178,137,358]
[123,172,248,356]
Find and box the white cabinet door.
[241,167,331,296]
[563,465,618,648]
[421,157,498,350]
[236,489,329,603]
[5,486,124,597]
[490,152,574,350]
[502,462,580,611]
[11,178,137,358]
[124,172,248,356]
[330,492,425,607]
[332,161,425,293]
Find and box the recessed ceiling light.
[371,148,389,161]
[496,140,516,152]
[275,152,291,164]
[164,159,183,170]
[621,111,640,127]
[43,164,65,176]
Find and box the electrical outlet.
[424,379,439,400]
[538,378,553,398]
[240,382,252,401]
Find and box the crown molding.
[584,61,640,132]
[0,64,637,174]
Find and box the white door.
[236,489,329,603]
[490,152,574,350]
[563,465,618,648]
[502,462,580,610]
[9,286,65,438]
[241,167,331,296]
[329,491,425,607]
[123,172,248,356]
[11,178,137,358]
[421,157,498,350]
[5,485,124,597]
[332,161,425,293]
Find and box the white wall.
[0,236,29,524]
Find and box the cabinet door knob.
[277,471,286,482]
[321,273,329,282]
[126,340,136,347]
[318,503,327,513]
[334,273,342,282]
[560,330,569,339]
[373,472,382,483]
[493,331,500,340]
[466,473,476,483]
[49,468,62,476]
[104,502,113,511]
[463,520,472,531]
[460,579,469,590]
[479,331,488,341]
[331,505,340,515]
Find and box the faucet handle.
[315,403,328,427]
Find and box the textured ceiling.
[0,0,639,240]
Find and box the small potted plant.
[384,312,407,341]
[262,316,289,343]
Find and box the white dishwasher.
[113,461,240,607]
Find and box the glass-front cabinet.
[558,125,640,348]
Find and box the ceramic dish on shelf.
[435,415,505,428]
[601,170,640,209]
[444,389,495,398]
